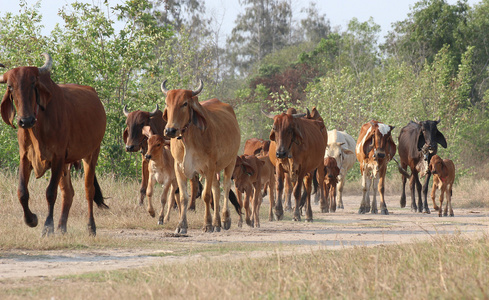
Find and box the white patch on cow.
[356,126,372,154]
[378,123,391,136]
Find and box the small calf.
[143,127,178,224]
[323,157,340,212]
[233,154,275,228]
[429,155,455,217]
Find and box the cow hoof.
[215,226,221,232]
[358,209,365,214]
[223,218,231,230]
[338,204,344,209]
[203,225,214,233]
[371,209,378,214]
[305,218,313,223]
[158,219,164,225]
[246,219,253,227]
[237,220,243,228]
[411,206,418,212]
[450,213,454,217]
[293,213,301,221]
[381,209,389,215]
[175,227,187,234]
[25,214,38,228]
[321,208,329,213]
[42,226,54,237]
[400,195,406,208]
[148,210,155,218]
[58,224,67,234]
[424,208,431,214]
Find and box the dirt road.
[1,195,487,279]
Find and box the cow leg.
[431,182,440,212]
[174,166,189,234]
[400,172,407,208]
[415,174,424,213]
[43,159,64,236]
[253,183,262,228]
[359,173,369,214]
[244,189,252,227]
[58,164,74,234]
[370,175,379,214]
[448,184,454,217]
[146,173,156,218]
[409,175,418,212]
[164,180,178,224]
[378,175,389,215]
[337,176,345,209]
[274,166,284,220]
[18,157,37,228]
[440,187,447,217]
[293,175,305,221]
[222,162,235,230]
[188,174,200,211]
[157,180,171,225]
[82,150,102,236]
[322,182,330,213]
[236,191,244,227]
[210,173,222,232]
[139,157,149,206]
[421,173,432,214]
[303,175,313,222]
[332,185,337,213]
[268,176,276,222]
[284,175,293,211]
[316,165,326,213]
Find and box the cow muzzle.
[165,127,178,138]
[125,145,137,152]
[276,150,288,159]
[18,116,36,129]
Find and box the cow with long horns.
[161,79,241,234]
[0,53,107,236]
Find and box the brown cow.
[123,106,201,210]
[323,156,340,213]
[266,111,327,221]
[243,138,271,156]
[355,120,396,215]
[233,154,275,228]
[0,53,107,236]
[429,155,455,217]
[162,79,240,234]
[142,127,178,224]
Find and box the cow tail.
[93,174,109,209]
[312,169,318,195]
[229,189,242,215]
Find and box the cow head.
[324,156,340,183]
[0,53,53,129]
[362,121,396,164]
[428,154,445,176]
[232,155,262,193]
[161,79,205,138]
[415,118,447,157]
[122,104,161,152]
[326,142,354,170]
[142,126,169,161]
[267,112,306,159]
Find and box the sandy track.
[1,195,487,279]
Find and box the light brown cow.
[243,138,271,156]
[0,53,107,236]
[429,155,455,217]
[267,111,327,221]
[162,79,240,234]
[233,154,275,228]
[142,127,178,225]
[323,156,340,213]
[355,120,396,215]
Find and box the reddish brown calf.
[323,157,340,212]
[429,155,455,217]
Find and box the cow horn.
[192,79,203,96]
[292,113,306,118]
[149,104,159,117]
[261,110,275,119]
[306,108,311,117]
[0,63,6,83]
[123,105,130,117]
[38,53,52,74]
[161,80,169,95]
[436,117,441,124]
[414,117,420,123]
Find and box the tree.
[296,2,330,44]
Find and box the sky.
[3,0,483,44]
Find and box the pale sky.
[3,0,483,43]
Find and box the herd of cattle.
[0,53,456,236]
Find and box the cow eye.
[182,102,188,107]
[7,85,12,91]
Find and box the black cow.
[397,119,447,213]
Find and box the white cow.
[324,129,356,209]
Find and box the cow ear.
[241,161,254,176]
[35,80,51,110]
[269,130,275,141]
[417,131,426,151]
[162,106,168,122]
[334,165,340,176]
[293,127,303,145]
[190,98,207,132]
[343,148,354,155]
[142,125,152,138]
[362,135,374,156]
[1,91,15,128]
[436,131,447,148]
[387,136,397,159]
[123,128,128,144]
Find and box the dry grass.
[1,235,488,299]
